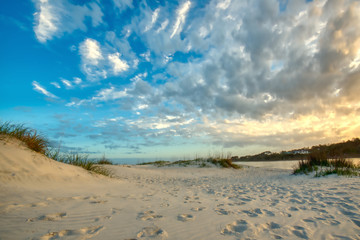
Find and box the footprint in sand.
[30,202,48,208]
[289,207,299,211]
[40,225,104,240]
[262,222,281,230]
[89,200,108,204]
[214,208,232,215]
[302,218,318,227]
[177,214,195,222]
[137,226,168,239]
[221,220,249,236]
[111,208,122,215]
[263,209,275,217]
[279,211,292,217]
[290,226,308,239]
[241,208,263,217]
[94,215,112,222]
[138,211,163,221]
[183,196,201,204]
[27,212,66,222]
[191,207,206,212]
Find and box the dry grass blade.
[0,121,48,154]
[1,121,112,177]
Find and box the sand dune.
[1,137,360,239]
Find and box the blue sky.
[1,0,360,162]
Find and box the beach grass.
[0,121,111,177]
[45,149,113,177]
[293,151,359,177]
[138,158,242,169]
[0,121,48,154]
[96,154,113,165]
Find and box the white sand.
[1,137,360,239]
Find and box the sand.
[1,137,360,239]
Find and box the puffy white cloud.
[79,38,131,81]
[108,52,129,74]
[33,0,58,43]
[79,38,103,65]
[78,38,106,81]
[57,0,360,152]
[33,0,103,43]
[32,81,58,98]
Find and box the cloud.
[61,79,73,89]
[79,37,132,81]
[73,77,82,85]
[32,81,58,98]
[32,0,360,154]
[112,0,133,12]
[108,52,129,74]
[66,86,128,107]
[33,0,103,43]
[51,82,60,88]
[78,38,107,81]
[170,1,191,39]
[104,0,359,151]
[144,8,160,32]
[79,38,103,65]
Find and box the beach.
[1,138,360,239]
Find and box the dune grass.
[46,149,113,177]
[96,155,113,165]
[0,121,111,177]
[138,158,241,169]
[293,151,359,177]
[0,121,48,154]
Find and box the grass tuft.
[138,160,170,167]
[293,151,359,177]
[45,149,113,177]
[138,158,241,169]
[0,121,48,154]
[1,121,112,177]
[96,155,113,165]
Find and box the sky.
[1,0,360,163]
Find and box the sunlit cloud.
[7,0,360,159]
[170,1,191,39]
[108,52,129,74]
